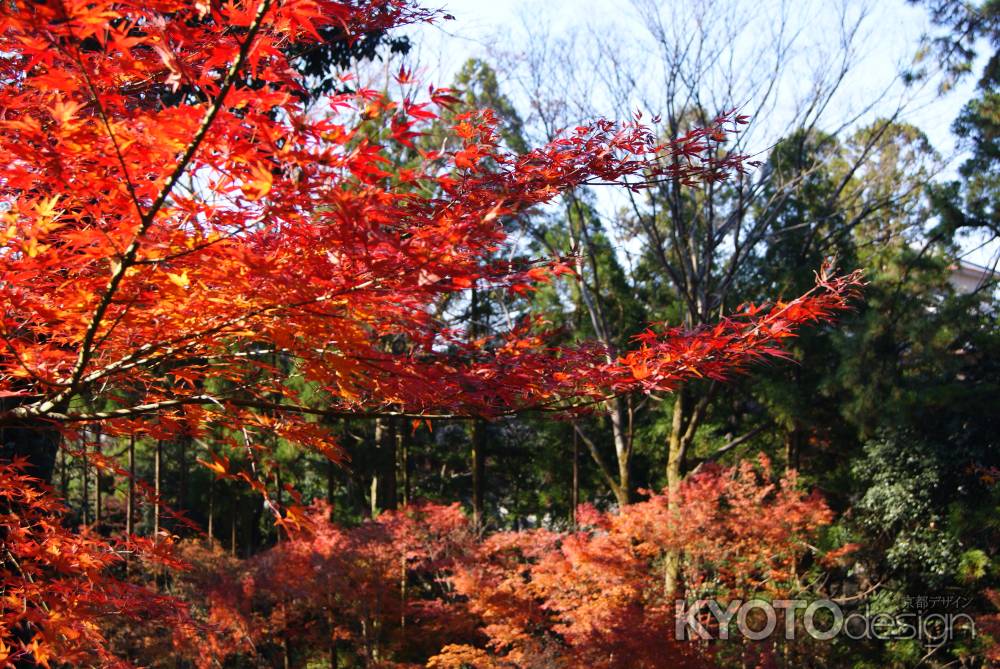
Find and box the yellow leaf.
[167,271,189,288]
[241,162,273,201]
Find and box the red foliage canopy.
[155,457,833,668]
[0,0,858,438]
[0,0,862,664]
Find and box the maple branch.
[53,278,377,391]
[51,0,275,413]
[5,396,465,424]
[71,49,144,217]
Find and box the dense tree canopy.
[0,0,996,667]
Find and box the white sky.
[410,0,973,150]
[395,0,995,267]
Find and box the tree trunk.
[382,418,397,512]
[230,498,238,557]
[326,456,335,507]
[82,434,90,526]
[398,422,408,507]
[94,428,102,528]
[126,435,135,535]
[178,436,188,516]
[666,392,687,494]
[572,422,628,509]
[571,428,579,529]
[784,422,802,475]
[608,397,632,506]
[247,493,262,558]
[664,386,708,596]
[471,419,486,530]
[399,554,407,646]
[207,478,214,543]
[371,417,397,517]
[274,464,283,543]
[59,448,68,500]
[153,440,162,538]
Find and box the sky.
[393,0,995,267]
[406,0,975,152]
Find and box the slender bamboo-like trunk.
[398,424,409,507]
[59,448,68,500]
[153,440,162,538]
[126,435,135,535]
[784,422,802,474]
[178,436,188,514]
[326,456,335,506]
[81,434,90,526]
[399,554,407,646]
[371,417,398,517]
[207,478,214,543]
[230,500,237,557]
[383,418,397,510]
[471,419,486,530]
[571,429,579,529]
[275,464,283,543]
[246,494,262,557]
[94,427,102,527]
[370,418,384,519]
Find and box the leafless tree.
[488,0,940,522]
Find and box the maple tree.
[0,459,192,667]
[147,457,834,668]
[0,0,865,664]
[433,456,831,669]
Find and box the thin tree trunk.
[399,554,407,647]
[666,386,714,491]
[608,397,632,506]
[665,403,686,600]
[178,436,188,519]
[382,418,397,511]
[370,418,384,518]
[572,422,627,508]
[566,196,634,507]
[784,422,802,474]
[371,417,397,516]
[571,428,579,529]
[275,464,282,543]
[81,434,90,526]
[94,427,102,527]
[471,419,486,530]
[153,440,162,538]
[126,435,135,535]
[666,392,686,494]
[664,386,713,595]
[247,493,262,557]
[59,447,68,500]
[326,455,335,522]
[230,498,238,557]
[397,422,408,507]
[207,478,214,543]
